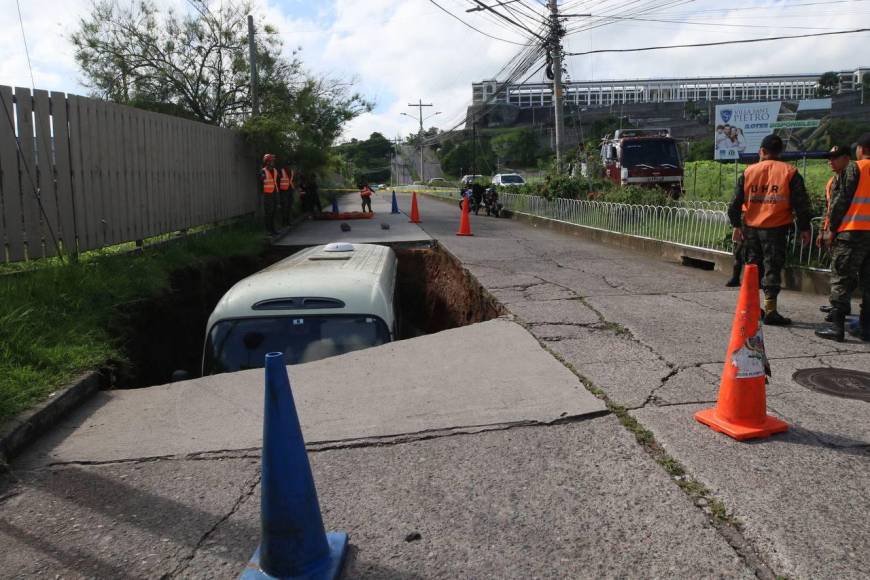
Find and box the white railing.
[497,193,830,270]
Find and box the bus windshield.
[621,139,680,168]
[203,315,391,375]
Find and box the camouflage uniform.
[728,168,811,300]
[827,162,870,317]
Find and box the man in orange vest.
[260,153,278,234]
[816,133,870,342]
[728,134,812,325]
[278,162,295,227]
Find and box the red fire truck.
[600,128,683,198]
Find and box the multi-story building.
[472,69,869,109]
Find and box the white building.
[472,69,869,109]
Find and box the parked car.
[202,243,398,375]
[491,173,526,187]
[377,184,387,190]
[428,177,447,185]
[460,174,485,186]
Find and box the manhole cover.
[792,368,870,402]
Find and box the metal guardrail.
[496,193,831,271]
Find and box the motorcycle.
[458,189,481,215]
[484,188,503,217]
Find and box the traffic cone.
[331,196,339,214]
[457,197,473,236]
[409,191,421,224]
[242,352,348,580]
[391,190,400,214]
[694,264,787,441]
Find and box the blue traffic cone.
[331,196,339,214]
[241,352,348,580]
[391,190,400,214]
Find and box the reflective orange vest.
[279,168,292,191]
[262,168,277,194]
[838,158,870,232]
[822,176,834,231]
[742,159,797,228]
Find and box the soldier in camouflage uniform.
[728,135,812,325]
[816,133,870,342]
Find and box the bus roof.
[207,243,398,330]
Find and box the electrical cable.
[11,0,65,261]
[426,0,531,44]
[565,26,870,55]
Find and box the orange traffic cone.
[457,197,473,236]
[409,192,421,224]
[694,264,787,441]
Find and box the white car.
[491,173,526,187]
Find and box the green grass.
[0,221,265,423]
[683,159,831,207]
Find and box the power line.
[12,0,65,261]
[467,0,546,39]
[565,26,870,55]
[426,0,531,44]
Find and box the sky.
[2,0,869,141]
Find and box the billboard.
[714,99,832,161]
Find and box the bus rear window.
[204,315,391,375]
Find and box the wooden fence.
[0,85,256,262]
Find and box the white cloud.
[2,0,868,140]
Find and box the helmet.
[263,153,275,163]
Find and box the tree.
[491,128,542,167]
[816,71,840,97]
[334,132,394,184]
[72,0,301,125]
[72,0,371,173]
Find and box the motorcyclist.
[471,183,485,215]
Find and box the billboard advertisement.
[714,99,832,161]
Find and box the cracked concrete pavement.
[414,192,870,579]
[0,190,867,578]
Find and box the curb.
[0,371,103,465]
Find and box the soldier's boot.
[826,304,851,323]
[819,305,833,313]
[725,262,741,287]
[763,297,791,326]
[815,310,846,342]
[847,311,870,342]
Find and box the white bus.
[202,242,398,375]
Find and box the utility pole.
[247,15,259,116]
[548,0,564,173]
[391,136,404,185]
[408,99,433,182]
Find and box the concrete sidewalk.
[414,191,870,579]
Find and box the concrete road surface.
[409,191,870,580]
[1,187,867,579]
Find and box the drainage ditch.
[109,244,502,389]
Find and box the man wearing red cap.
[260,153,278,234]
[816,134,870,342]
